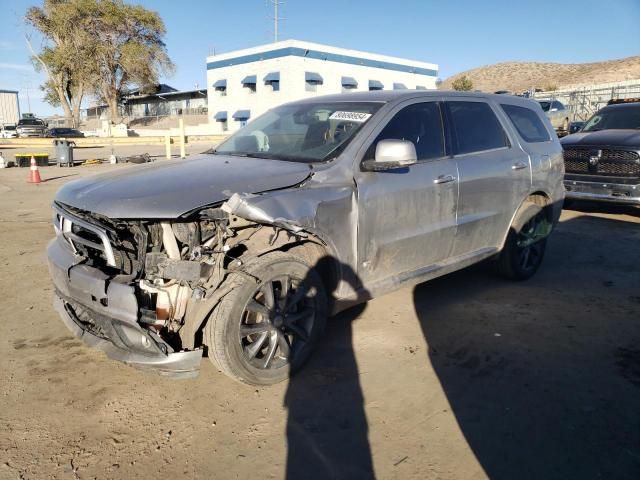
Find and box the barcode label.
[329,111,372,122]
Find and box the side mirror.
[362,139,417,172]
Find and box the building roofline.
[206,39,438,73]
[0,89,19,94]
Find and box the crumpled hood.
[561,129,640,149]
[55,154,312,219]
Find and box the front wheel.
[497,201,549,281]
[205,252,327,385]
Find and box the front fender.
[221,185,360,296]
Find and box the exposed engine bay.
[52,199,320,354]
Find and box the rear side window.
[447,101,508,155]
[366,102,445,161]
[501,104,551,143]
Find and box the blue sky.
[1,0,638,117]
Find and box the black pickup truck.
[561,99,640,206]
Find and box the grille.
[563,148,640,177]
[53,203,117,266]
[564,159,589,173]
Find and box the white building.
[0,89,20,126]
[206,40,439,133]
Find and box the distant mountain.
[439,56,640,92]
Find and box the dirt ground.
[0,157,639,480]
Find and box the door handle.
[512,162,528,170]
[433,174,456,184]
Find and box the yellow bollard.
[165,134,171,160]
[179,118,186,159]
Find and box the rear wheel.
[498,201,549,281]
[205,252,327,385]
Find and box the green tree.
[452,75,474,91]
[82,0,174,122]
[26,0,99,127]
[26,0,174,125]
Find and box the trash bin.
[54,139,74,167]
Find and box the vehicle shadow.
[284,257,375,480]
[412,214,640,479]
[284,213,639,480]
[564,199,639,217]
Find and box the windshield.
[538,101,551,112]
[582,105,640,132]
[18,119,44,126]
[214,102,383,163]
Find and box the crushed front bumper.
[564,179,640,205]
[47,238,202,379]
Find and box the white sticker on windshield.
[329,111,372,122]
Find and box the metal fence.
[532,80,640,121]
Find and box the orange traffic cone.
[28,156,42,184]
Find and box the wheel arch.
[499,191,553,251]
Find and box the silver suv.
[47,91,564,385]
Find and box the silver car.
[538,99,570,132]
[47,91,564,385]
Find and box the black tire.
[497,201,548,281]
[205,251,327,385]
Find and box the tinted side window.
[366,102,445,161]
[552,101,565,110]
[448,101,508,155]
[501,104,550,143]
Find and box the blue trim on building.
[214,111,227,121]
[207,47,438,77]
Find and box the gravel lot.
[0,157,638,480]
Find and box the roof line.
[207,47,438,77]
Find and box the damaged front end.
[48,198,314,379]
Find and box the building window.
[264,72,280,92]
[232,110,251,127]
[341,76,358,93]
[221,121,228,132]
[305,72,323,93]
[369,80,384,91]
[241,75,257,93]
[213,79,227,96]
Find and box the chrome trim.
[565,191,640,205]
[433,174,456,184]
[52,203,117,267]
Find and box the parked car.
[0,124,17,138]
[568,121,585,134]
[561,98,640,205]
[538,100,570,132]
[16,117,47,138]
[48,127,84,138]
[47,91,564,385]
